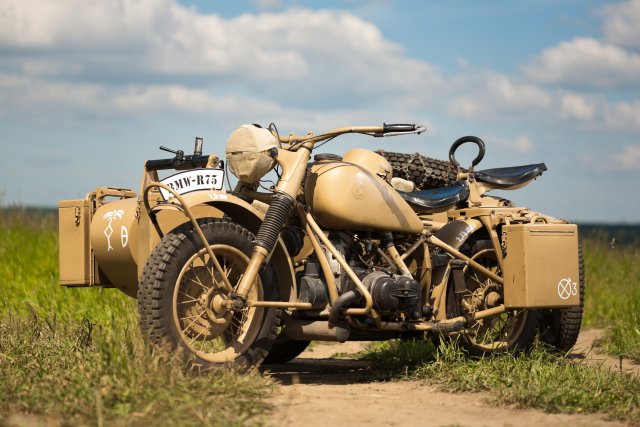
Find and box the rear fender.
[149,190,295,302]
[431,219,484,319]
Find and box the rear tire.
[446,239,539,357]
[137,218,280,368]
[539,245,585,352]
[263,332,311,364]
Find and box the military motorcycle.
[58,123,582,367]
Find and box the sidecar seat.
[398,181,469,213]
[474,163,547,187]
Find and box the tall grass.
[0,208,273,426]
[582,238,640,362]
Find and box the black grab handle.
[448,136,486,169]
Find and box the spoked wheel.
[447,240,539,357]
[138,218,280,368]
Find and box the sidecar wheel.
[446,239,539,357]
[137,218,280,368]
[539,245,584,352]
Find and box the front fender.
[150,190,296,303]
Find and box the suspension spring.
[254,192,295,253]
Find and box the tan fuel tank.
[90,198,140,297]
[305,153,423,234]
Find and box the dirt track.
[265,329,638,427]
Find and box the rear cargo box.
[503,223,580,308]
[59,199,95,286]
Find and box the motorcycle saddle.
[475,163,547,186]
[398,181,470,212]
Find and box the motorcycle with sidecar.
[58,123,582,366]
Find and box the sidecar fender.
[149,191,296,302]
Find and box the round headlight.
[225,124,280,183]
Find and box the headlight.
[225,124,280,183]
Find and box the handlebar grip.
[383,123,417,133]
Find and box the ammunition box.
[503,223,580,308]
[58,198,95,286]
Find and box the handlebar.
[276,123,425,146]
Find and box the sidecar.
[58,139,297,304]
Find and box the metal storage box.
[58,199,94,286]
[503,223,580,308]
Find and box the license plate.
[159,169,225,200]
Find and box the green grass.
[1,207,639,424]
[582,238,640,362]
[0,208,274,426]
[363,340,639,422]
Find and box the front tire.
[137,218,280,368]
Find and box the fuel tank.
[305,149,423,234]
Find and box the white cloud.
[561,93,595,121]
[446,72,552,120]
[490,135,534,153]
[524,37,640,88]
[602,0,640,48]
[604,100,640,131]
[611,145,640,170]
[0,0,637,138]
[0,1,441,105]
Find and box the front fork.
[233,146,312,301]
[233,191,295,298]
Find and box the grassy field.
[582,236,640,361]
[0,209,274,426]
[1,209,638,424]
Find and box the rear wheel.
[446,239,539,357]
[539,245,585,352]
[137,218,280,368]
[263,327,311,364]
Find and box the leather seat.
[475,163,547,186]
[398,181,469,212]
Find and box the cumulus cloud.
[0,0,637,137]
[0,0,441,109]
[490,135,534,153]
[602,0,640,48]
[604,100,640,131]
[446,72,552,120]
[611,145,640,170]
[561,93,596,121]
[523,37,640,88]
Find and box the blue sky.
[1,0,639,222]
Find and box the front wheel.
[446,239,539,357]
[137,218,280,368]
